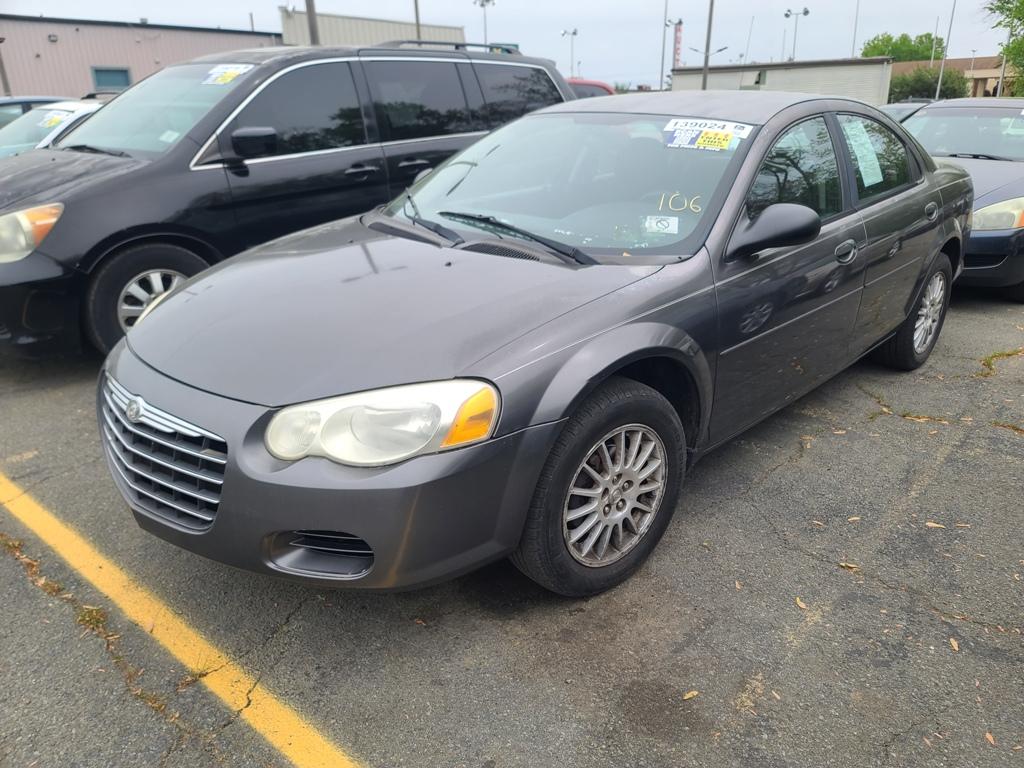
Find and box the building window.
[92,68,131,91]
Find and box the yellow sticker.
[695,130,733,150]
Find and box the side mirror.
[230,127,277,159]
[726,203,822,262]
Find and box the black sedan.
[905,97,1024,300]
[98,91,972,596]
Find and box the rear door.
[836,113,944,354]
[218,60,389,250]
[363,58,486,195]
[711,115,868,442]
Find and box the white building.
[671,57,893,106]
[280,7,465,47]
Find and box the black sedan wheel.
[512,377,685,596]
[86,243,209,353]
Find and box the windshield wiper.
[62,143,131,158]
[438,211,596,265]
[938,152,1013,161]
[402,191,464,245]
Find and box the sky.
[3,0,1008,87]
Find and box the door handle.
[344,164,379,176]
[925,202,939,221]
[834,239,858,264]
[397,158,431,169]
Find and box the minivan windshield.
[905,106,1024,161]
[55,63,253,159]
[387,111,756,261]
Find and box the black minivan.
[0,43,571,352]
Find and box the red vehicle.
[568,77,615,98]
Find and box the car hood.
[127,223,659,407]
[935,156,1024,207]
[0,148,144,211]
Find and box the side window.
[747,116,843,219]
[837,114,911,201]
[231,63,365,156]
[365,60,473,141]
[474,63,563,127]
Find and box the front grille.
[100,375,227,531]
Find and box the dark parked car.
[0,96,74,128]
[0,43,571,351]
[98,91,971,596]
[905,97,1024,300]
[568,77,616,98]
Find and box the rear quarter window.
[365,60,475,141]
[474,63,563,127]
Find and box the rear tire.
[85,243,209,353]
[872,253,952,371]
[511,377,686,597]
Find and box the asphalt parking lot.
[0,287,1021,768]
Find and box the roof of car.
[541,89,853,123]
[189,44,554,68]
[28,100,101,113]
[922,97,1024,108]
[0,96,73,104]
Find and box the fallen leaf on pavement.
[847,516,861,522]
[955,523,971,528]
[771,690,781,700]
[986,732,996,746]
[735,580,742,590]
[839,562,860,571]
[925,521,946,529]
[795,597,808,610]
[833,429,847,435]
[812,520,824,527]
[682,690,700,701]
[950,638,959,652]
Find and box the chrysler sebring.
[98,92,972,596]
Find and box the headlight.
[0,203,64,264]
[972,198,1024,231]
[265,380,500,466]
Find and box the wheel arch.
[79,226,227,275]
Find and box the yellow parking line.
[0,471,361,768]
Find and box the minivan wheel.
[85,243,209,353]
[871,253,952,371]
[511,377,685,597]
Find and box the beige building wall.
[280,8,464,47]
[0,15,280,97]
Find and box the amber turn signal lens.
[21,204,64,245]
[440,385,498,448]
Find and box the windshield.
[386,111,756,261]
[0,107,73,148]
[55,63,253,159]
[905,106,1024,161]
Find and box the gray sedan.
[98,91,972,596]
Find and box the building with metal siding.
[0,14,280,97]
[280,8,464,47]
[670,58,893,106]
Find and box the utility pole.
[851,0,860,57]
[929,16,939,67]
[935,0,956,100]
[305,0,320,45]
[249,12,255,32]
[562,28,578,78]
[701,0,715,90]
[659,0,669,91]
[998,27,1010,96]
[744,15,754,63]
[0,39,10,98]
[414,0,421,40]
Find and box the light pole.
[700,0,716,91]
[969,48,977,96]
[474,0,495,45]
[851,0,860,57]
[305,0,320,45]
[998,27,1010,96]
[659,0,669,91]
[562,28,578,78]
[691,43,728,87]
[935,0,957,100]
[784,7,809,61]
[662,17,683,90]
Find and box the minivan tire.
[511,377,685,597]
[85,243,209,354]
[872,253,952,371]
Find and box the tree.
[986,0,1023,94]
[861,32,945,61]
[889,67,969,102]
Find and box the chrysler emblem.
[125,397,145,423]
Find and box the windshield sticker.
[158,129,180,143]
[663,118,753,151]
[202,64,254,85]
[37,111,69,129]
[842,120,884,187]
[644,215,679,234]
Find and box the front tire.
[872,253,952,371]
[511,377,686,597]
[85,243,209,353]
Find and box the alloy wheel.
[117,269,185,331]
[913,271,946,354]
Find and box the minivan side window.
[474,63,563,127]
[230,62,365,156]
[365,60,474,141]
[747,116,843,219]
[837,114,911,202]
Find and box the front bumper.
[960,228,1024,288]
[0,251,79,348]
[100,343,562,590]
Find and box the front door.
[711,115,867,443]
[219,61,389,251]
